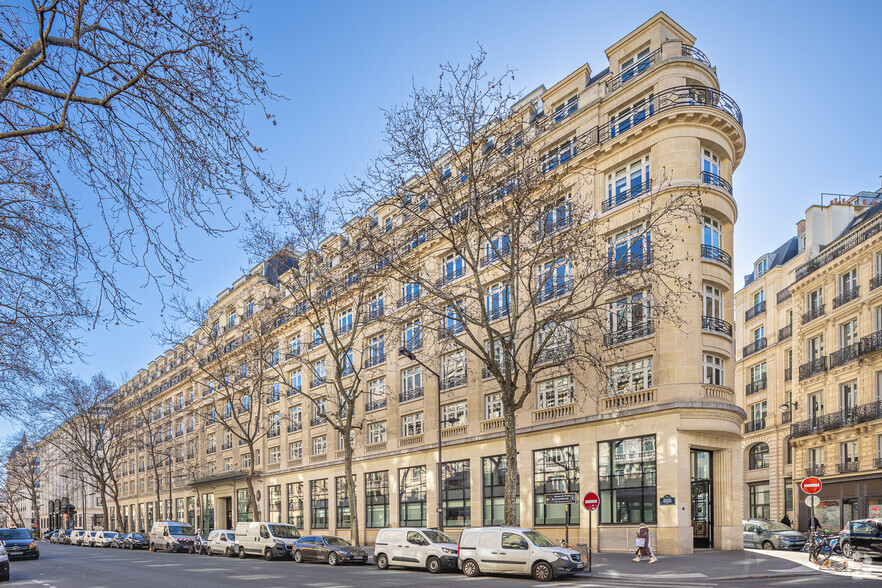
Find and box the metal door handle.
[490,551,497,554]
[403,545,409,548]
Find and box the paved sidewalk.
[753,547,882,582]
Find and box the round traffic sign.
[801,477,822,495]
[582,491,599,511]
[804,495,820,508]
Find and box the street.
[3,543,879,587]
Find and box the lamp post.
[399,347,445,532]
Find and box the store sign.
[870,504,881,517]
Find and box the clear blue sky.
[5,0,881,435]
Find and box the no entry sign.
[801,477,822,495]
[583,491,599,511]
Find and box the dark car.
[110,533,127,548]
[123,533,148,549]
[840,518,882,560]
[292,535,368,566]
[0,528,39,559]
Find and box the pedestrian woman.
[633,523,657,563]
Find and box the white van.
[234,521,301,560]
[457,526,583,582]
[149,521,196,553]
[374,528,459,573]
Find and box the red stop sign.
[801,477,822,495]
[583,491,599,511]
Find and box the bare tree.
[0,433,41,531]
[0,0,285,406]
[347,51,700,524]
[128,395,176,526]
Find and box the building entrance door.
[691,449,713,548]
[224,497,233,529]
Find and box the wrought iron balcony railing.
[365,398,387,412]
[606,48,661,92]
[399,387,424,403]
[862,330,882,355]
[833,287,859,309]
[440,375,467,391]
[701,244,732,268]
[397,291,421,308]
[805,465,825,477]
[310,417,326,427]
[829,342,861,369]
[701,171,733,195]
[436,265,466,287]
[837,461,859,474]
[702,316,732,336]
[796,213,882,281]
[364,352,386,368]
[604,322,654,347]
[682,44,712,67]
[287,421,302,433]
[791,401,882,438]
[779,323,792,341]
[802,305,825,324]
[799,357,827,380]
[742,337,767,358]
[745,377,767,396]
[602,179,652,212]
[745,301,766,322]
[777,287,792,304]
[872,274,882,291]
[607,252,652,277]
[744,419,766,433]
[479,245,511,267]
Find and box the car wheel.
[462,559,480,577]
[426,556,441,574]
[532,561,554,582]
[207,547,213,556]
[238,546,246,559]
[842,541,854,558]
[265,548,274,561]
[328,552,339,566]
[761,540,775,550]
[293,549,303,563]
[32,554,40,560]
[375,553,388,570]
[166,543,175,554]
[0,571,8,581]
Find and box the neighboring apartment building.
[100,13,745,554]
[37,435,103,532]
[736,187,882,531]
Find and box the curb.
[580,572,821,582]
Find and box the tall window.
[402,320,421,351]
[485,282,510,319]
[607,156,651,207]
[703,354,724,385]
[748,483,770,519]
[442,460,471,527]
[236,488,253,523]
[269,445,281,464]
[287,482,303,528]
[401,282,421,304]
[369,291,385,319]
[537,376,574,408]
[485,393,502,419]
[840,320,858,348]
[840,440,859,464]
[268,485,282,523]
[807,288,823,312]
[807,447,824,469]
[402,412,423,437]
[701,148,720,179]
[807,335,824,361]
[839,268,858,295]
[402,367,422,397]
[483,455,519,525]
[749,443,769,470]
[441,401,467,428]
[608,291,651,336]
[365,471,389,528]
[534,446,579,525]
[749,401,767,424]
[608,224,651,274]
[599,435,656,524]
[290,370,302,394]
[749,363,767,386]
[703,284,724,320]
[335,477,351,529]
[399,466,427,527]
[840,381,858,411]
[311,360,326,387]
[442,253,465,282]
[610,357,653,394]
[367,421,386,444]
[441,351,466,388]
[310,480,328,529]
[703,216,723,250]
[368,335,385,365]
[367,377,387,409]
[312,435,327,455]
[536,259,573,300]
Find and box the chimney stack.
[797,219,806,236]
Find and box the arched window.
[749,442,769,470]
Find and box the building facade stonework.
[48,13,745,555]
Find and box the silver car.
[743,519,806,550]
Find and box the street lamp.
[399,347,446,532]
[778,400,798,412]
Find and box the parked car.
[292,535,368,565]
[59,529,74,544]
[742,519,806,551]
[0,528,39,560]
[94,531,118,547]
[374,527,458,573]
[110,533,126,548]
[204,529,237,557]
[122,533,148,550]
[457,526,583,582]
[44,530,58,543]
[235,522,301,560]
[0,541,9,581]
[86,531,100,547]
[840,518,882,559]
[149,521,196,553]
[69,529,87,546]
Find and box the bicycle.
[808,530,848,572]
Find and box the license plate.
[576,563,584,569]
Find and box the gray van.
[149,521,197,553]
[458,526,583,581]
[742,519,806,550]
[374,528,459,573]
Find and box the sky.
[3,0,881,435]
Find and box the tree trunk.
[245,472,260,522]
[112,493,123,532]
[503,403,519,526]
[344,438,360,546]
[99,483,109,530]
[31,491,41,536]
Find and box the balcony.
[701,244,732,268]
[396,291,421,308]
[533,217,572,241]
[602,179,652,212]
[439,323,465,339]
[744,419,766,433]
[399,434,424,448]
[365,398,387,412]
[778,323,792,341]
[796,213,882,281]
[287,386,301,397]
[742,337,767,358]
[309,417,326,427]
[537,343,574,365]
[604,322,654,347]
[435,265,466,288]
[777,287,792,304]
[862,330,882,355]
[399,387,423,404]
[833,287,860,309]
[701,171,733,195]
[745,377,767,396]
[340,365,354,378]
[872,274,882,291]
[791,401,882,439]
[481,417,504,432]
[702,316,732,337]
[532,403,575,423]
[441,424,468,439]
[479,245,510,267]
[829,342,860,369]
[745,301,765,322]
[487,305,510,321]
[205,448,216,455]
[799,357,827,381]
[602,388,656,411]
[221,442,232,451]
[682,43,712,67]
[310,378,325,389]
[837,461,860,474]
[802,304,825,324]
[364,352,386,368]
[267,429,280,439]
[784,367,792,382]
[287,422,302,433]
[607,252,652,277]
[805,465,826,477]
[440,375,467,391]
[875,458,882,469]
[399,338,422,355]
[535,279,573,303]
[605,47,661,92]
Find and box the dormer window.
[441,163,451,179]
[530,98,544,122]
[755,258,768,277]
[554,95,579,122]
[620,47,651,83]
[384,217,393,233]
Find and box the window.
[369,291,385,320]
[402,412,423,437]
[441,351,466,388]
[312,435,327,456]
[236,488,253,523]
[784,478,793,513]
[808,446,824,469]
[339,309,353,334]
[608,290,651,335]
[553,94,578,122]
[442,460,471,527]
[749,362,767,386]
[229,311,237,327]
[485,282,509,320]
[399,466,427,527]
[703,354,724,385]
[536,259,572,301]
[402,366,422,397]
[840,440,858,464]
[365,471,389,528]
[840,381,858,412]
[701,148,720,180]
[748,483,770,519]
[807,288,823,312]
[368,334,385,365]
[749,401,767,424]
[755,257,768,277]
[444,300,466,335]
[840,320,858,348]
[269,411,281,436]
[534,446,579,525]
[703,216,723,250]
[485,393,502,419]
[536,320,573,361]
[401,282,421,304]
[606,156,651,208]
[241,453,251,469]
[310,480,328,529]
[269,446,281,465]
[839,268,858,295]
[368,421,386,444]
[289,405,302,430]
[287,482,303,528]
[402,320,421,351]
[441,401,467,429]
[620,47,651,80]
[312,398,326,424]
[609,95,654,138]
[290,370,302,394]
[610,357,653,394]
[599,435,656,524]
[442,253,465,282]
[483,455,519,525]
[703,284,724,320]
[336,477,351,529]
[289,441,302,460]
[749,443,769,470]
[537,376,574,408]
[542,140,577,173]
[268,485,282,523]
[366,377,386,409]
[485,231,510,261]
[540,196,571,233]
[807,335,824,361]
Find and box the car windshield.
[131,533,144,539]
[524,530,556,547]
[224,533,235,541]
[168,526,195,536]
[269,525,300,539]
[324,537,351,546]
[424,531,456,544]
[0,529,31,540]
[765,522,794,532]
